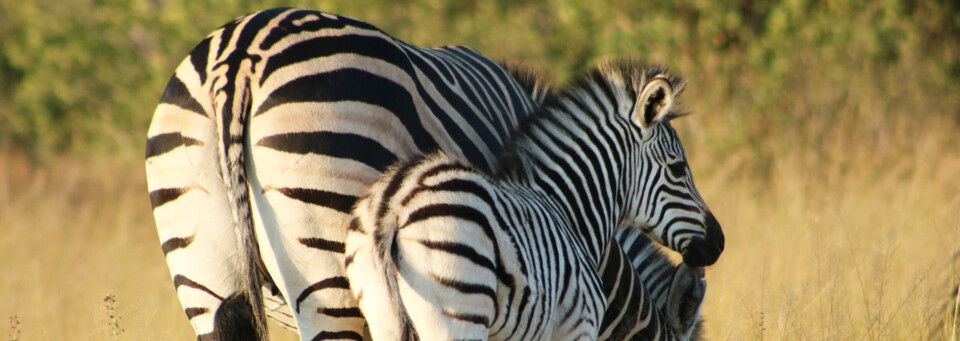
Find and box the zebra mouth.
[681,212,724,267]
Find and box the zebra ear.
[633,75,675,130]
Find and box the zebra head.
[614,64,724,267]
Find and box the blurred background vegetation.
[1,0,957,164]
[1,0,958,339]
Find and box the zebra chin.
[681,212,724,267]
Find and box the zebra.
[602,228,705,340]
[265,225,707,340]
[344,61,724,340]
[145,7,544,340]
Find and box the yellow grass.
[1,117,958,340]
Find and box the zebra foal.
[345,61,723,340]
[268,227,708,340]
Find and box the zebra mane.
[494,59,687,180]
[567,59,686,119]
[498,60,555,106]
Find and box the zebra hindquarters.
[146,68,245,339]
[345,156,498,341]
[244,123,373,340]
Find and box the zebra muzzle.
[681,212,724,267]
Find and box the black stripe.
[299,237,346,253]
[161,234,195,256]
[215,18,238,59]
[652,201,701,232]
[145,132,204,159]
[256,131,398,173]
[158,75,207,117]
[426,179,493,203]
[430,274,496,304]
[260,10,380,51]
[184,307,209,319]
[311,330,363,341]
[295,277,350,314]
[316,307,363,318]
[443,310,489,327]
[189,37,210,84]
[173,275,224,301]
[197,332,216,341]
[405,204,489,233]
[416,240,495,272]
[260,34,408,87]
[375,158,427,228]
[346,218,361,232]
[255,68,438,153]
[149,187,191,209]
[270,186,357,214]
[397,163,481,206]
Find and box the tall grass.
[1,109,957,340]
[0,151,299,340]
[679,118,960,340]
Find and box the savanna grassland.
[1,0,958,340]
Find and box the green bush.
[1,0,957,162]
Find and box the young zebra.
[267,227,707,340]
[266,227,707,340]
[345,61,724,340]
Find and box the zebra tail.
[213,74,269,341]
[347,183,420,341]
[371,212,420,341]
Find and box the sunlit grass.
[2,114,957,340]
[2,60,959,339]
[678,116,960,340]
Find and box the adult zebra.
[344,62,723,340]
[145,7,544,340]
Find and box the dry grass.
[674,114,960,340]
[1,116,957,340]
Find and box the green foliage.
[0,0,957,161]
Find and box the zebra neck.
[496,106,632,265]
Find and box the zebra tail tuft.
[214,73,268,340]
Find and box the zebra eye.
[667,162,686,178]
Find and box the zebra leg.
[244,128,370,340]
[614,227,706,340]
[665,264,705,339]
[147,63,246,340]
